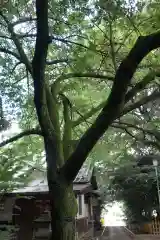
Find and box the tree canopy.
[0,0,159,168]
[0,0,160,238]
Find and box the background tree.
[107,154,160,223]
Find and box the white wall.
[76,194,89,219]
[0,197,15,221]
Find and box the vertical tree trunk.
[48,178,77,240]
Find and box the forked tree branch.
[0,47,21,61]
[113,121,160,139]
[0,11,32,75]
[125,70,160,102]
[61,31,160,183]
[111,123,157,143]
[122,90,160,116]
[111,122,160,151]
[72,72,159,128]
[141,140,160,150]
[0,128,42,148]
[0,45,68,67]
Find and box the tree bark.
[44,137,77,240]
[49,187,77,240]
[47,168,77,240]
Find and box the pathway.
[98,226,134,240]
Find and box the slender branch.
[0,128,42,148]
[0,47,21,61]
[12,17,37,26]
[0,35,11,40]
[12,16,66,27]
[138,64,160,70]
[112,121,140,141]
[72,101,105,128]
[0,11,32,75]
[46,59,70,65]
[73,71,160,128]
[122,90,160,116]
[122,127,137,139]
[10,62,22,74]
[113,121,159,139]
[141,140,160,150]
[72,106,91,127]
[73,89,160,131]
[51,73,114,94]
[125,70,160,102]
[49,36,104,55]
[26,163,45,172]
[61,31,160,183]
[111,123,154,142]
[16,33,104,55]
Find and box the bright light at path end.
[102,202,126,226]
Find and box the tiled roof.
[74,163,93,183]
[12,182,91,194]
[12,163,93,194]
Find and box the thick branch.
[0,128,42,148]
[45,86,63,166]
[61,31,160,183]
[32,0,63,174]
[32,0,50,134]
[61,93,72,160]
[109,22,117,71]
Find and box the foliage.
[102,153,160,223]
[0,134,45,191]
[0,0,160,238]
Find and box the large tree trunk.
[48,177,77,240]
